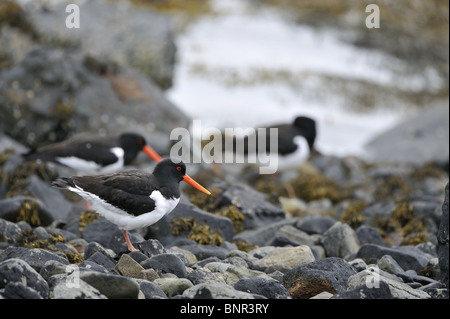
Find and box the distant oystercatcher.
[23,132,163,174]
[230,116,316,172]
[53,159,210,252]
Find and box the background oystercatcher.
[226,116,317,172]
[23,132,162,173]
[52,158,210,252]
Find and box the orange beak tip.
[183,175,211,195]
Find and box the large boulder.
[22,0,176,89]
[364,106,449,166]
[0,47,189,151]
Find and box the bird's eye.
[176,166,182,171]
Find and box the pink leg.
[122,230,139,252]
[84,200,92,210]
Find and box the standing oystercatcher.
[53,158,210,252]
[23,132,163,173]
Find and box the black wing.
[24,136,120,166]
[72,170,158,216]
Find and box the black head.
[153,159,186,183]
[152,158,211,195]
[292,116,317,150]
[119,133,148,164]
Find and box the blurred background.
[0,0,449,164]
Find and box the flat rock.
[296,215,336,235]
[347,266,431,299]
[356,244,433,274]
[153,278,194,298]
[0,247,69,272]
[141,253,187,278]
[234,276,290,299]
[80,271,140,299]
[252,245,315,271]
[182,281,259,299]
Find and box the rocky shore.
[1,0,449,300]
[0,130,448,299]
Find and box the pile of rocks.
[0,135,448,299]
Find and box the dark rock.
[0,218,22,245]
[78,260,109,274]
[332,280,394,299]
[146,203,235,246]
[2,282,43,299]
[39,260,71,281]
[83,241,116,260]
[267,225,312,247]
[321,222,360,258]
[26,0,176,89]
[437,182,449,287]
[128,251,150,264]
[0,47,188,152]
[220,183,286,230]
[0,196,54,226]
[0,247,69,272]
[356,225,385,246]
[80,271,140,299]
[141,253,187,278]
[0,258,49,298]
[84,251,118,274]
[138,280,168,299]
[356,244,433,274]
[296,215,336,235]
[138,238,166,257]
[24,175,74,223]
[82,218,144,254]
[233,219,297,247]
[234,276,290,299]
[283,257,357,299]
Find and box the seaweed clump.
[287,167,348,203]
[78,210,101,233]
[170,217,224,246]
[341,200,368,229]
[189,187,246,234]
[17,229,83,264]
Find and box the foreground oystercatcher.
[52,158,210,252]
[23,132,163,173]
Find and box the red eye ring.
[176,166,182,171]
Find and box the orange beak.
[183,174,211,195]
[143,145,163,162]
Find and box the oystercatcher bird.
[228,116,317,172]
[23,132,163,174]
[53,158,210,252]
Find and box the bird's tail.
[52,177,75,189]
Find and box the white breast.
[56,147,124,174]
